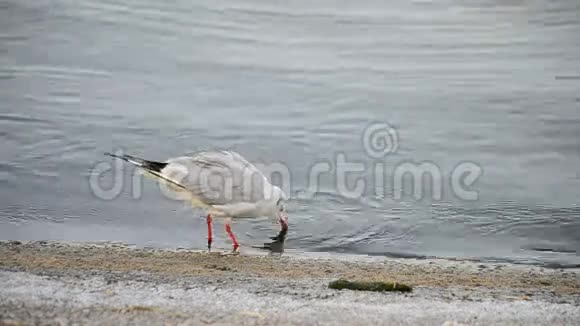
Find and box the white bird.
[105,150,289,255]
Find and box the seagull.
[105,150,289,255]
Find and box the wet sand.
[1,241,579,325]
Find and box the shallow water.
[1,0,579,267]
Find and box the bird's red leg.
[224,220,240,253]
[206,213,213,252]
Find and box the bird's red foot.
[220,247,240,256]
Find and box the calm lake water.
[1,0,579,267]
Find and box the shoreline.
[1,241,579,325]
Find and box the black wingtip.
[104,152,167,172]
[104,152,127,161]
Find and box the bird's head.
[260,185,289,254]
[271,186,288,223]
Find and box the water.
[1,0,579,267]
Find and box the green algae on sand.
[329,279,412,293]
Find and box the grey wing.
[160,151,270,206]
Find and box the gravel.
[0,241,579,325]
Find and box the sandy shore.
[0,241,579,325]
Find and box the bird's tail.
[104,152,209,208]
[104,152,167,173]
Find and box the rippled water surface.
[1,0,579,267]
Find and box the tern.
[105,150,289,255]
